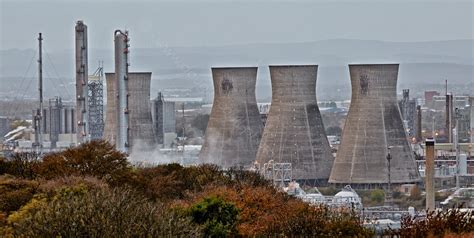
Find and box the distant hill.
[1,39,473,101]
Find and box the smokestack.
[416,105,422,142]
[199,67,263,168]
[446,94,453,143]
[425,138,435,211]
[114,30,130,153]
[75,20,89,144]
[256,65,334,182]
[329,64,420,186]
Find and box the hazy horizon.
[1,0,473,51]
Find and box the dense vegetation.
[0,141,471,237]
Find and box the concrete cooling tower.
[199,67,263,168]
[104,72,155,153]
[255,65,334,182]
[329,64,420,187]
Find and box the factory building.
[329,64,420,187]
[256,65,334,183]
[199,67,263,168]
[104,72,155,153]
[31,97,77,148]
[151,92,176,147]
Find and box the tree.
[0,175,38,214]
[370,189,385,204]
[409,185,422,200]
[388,209,474,237]
[1,152,40,179]
[6,187,202,237]
[187,196,239,237]
[33,141,130,185]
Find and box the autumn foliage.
[0,141,470,236]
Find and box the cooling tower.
[104,72,155,153]
[256,65,334,182]
[329,64,420,186]
[75,20,89,144]
[199,67,263,168]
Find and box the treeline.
[0,141,472,237]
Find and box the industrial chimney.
[256,65,334,182]
[425,138,435,211]
[329,64,420,187]
[114,30,129,153]
[416,105,422,142]
[199,67,263,168]
[75,20,89,144]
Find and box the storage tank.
[255,65,334,182]
[329,64,420,186]
[199,67,263,168]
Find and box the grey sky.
[1,0,473,51]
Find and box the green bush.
[370,189,385,204]
[188,196,239,237]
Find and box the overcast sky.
[1,0,473,51]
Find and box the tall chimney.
[446,94,453,143]
[75,20,89,144]
[114,30,130,153]
[416,105,422,142]
[425,138,435,211]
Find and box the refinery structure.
[1,20,473,222]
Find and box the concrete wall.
[199,67,263,168]
[329,64,420,185]
[256,65,333,181]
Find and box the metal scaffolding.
[88,64,104,140]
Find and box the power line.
[6,51,37,117]
[11,67,37,119]
[43,65,65,99]
[43,46,72,99]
